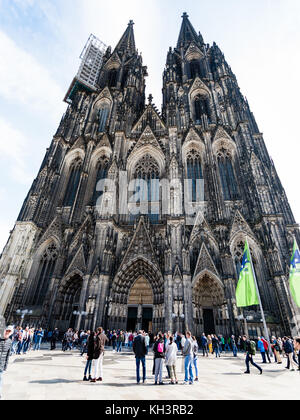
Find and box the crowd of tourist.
[1,323,300,398]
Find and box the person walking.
[0,326,13,400]
[153,333,165,385]
[261,337,272,363]
[22,327,30,354]
[192,336,199,381]
[133,330,147,384]
[257,337,267,364]
[283,337,298,371]
[182,331,194,385]
[271,336,282,364]
[50,328,60,350]
[201,333,208,357]
[294,337,300,371]
[242,335,262,375]
[145,333,150,354]
[83,331,95,382]
[117,331,124,353]
[231,335,238,357]
[165,336,178,384]
[212,335,221,358]
[90,327,108,383]
[111,331,117,353]
[207,335,213,355]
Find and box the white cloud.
[0,117,33,185]
[0,30,65,122]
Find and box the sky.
[0,0,299,251]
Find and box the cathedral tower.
[0,15,299,337]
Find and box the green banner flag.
[236,240,259,307]
[289,239,300,307]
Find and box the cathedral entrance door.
[142,307,153,332]
[193,273,225,336]
[127,276,154,332]
[203,309,215,335]
[127,307,138,331]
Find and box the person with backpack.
[153,333,165,385]
[242,335,262,375]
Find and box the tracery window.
[186,149,203,202]
[108,69,118,88]
[188,60,206,80]
[217,149,238,201]
[93,156,109,205]
[33,244,58,306]
[63,158,82,207]
[98,106,110,133]
[130,154,160,222]
[194,95,211,124]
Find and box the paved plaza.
[2,347,299,400]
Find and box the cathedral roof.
[177,12,203,49]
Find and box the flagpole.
[246,238,272,357]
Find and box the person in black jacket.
[0,326,13,400]
[83,331,95,381]
[283,337,298,371]
[133,331,147,384]
[242,335,262,375]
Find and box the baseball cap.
[5,326,14,331]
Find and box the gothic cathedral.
[0,14,299,337]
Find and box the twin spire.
[114,19,136,56]
[113,13,203,57]
[177,12,203,48]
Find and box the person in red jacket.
[261,337,272,363]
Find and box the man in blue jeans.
[182,331,194,385]
[33,328,44,351]
[133,331,147,384]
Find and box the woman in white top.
[165,336,178,384]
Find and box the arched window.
[98,106,110,133]
[194,95,211,124]
[217,149,238,201]
[189,60,201,79]
[63,158,82,207]
[108,69,118,87]
[33,244,58,306]
[187,150,203,202]
[93,156,109,205]
[130,154,160,223]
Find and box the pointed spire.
[114,20,136,56]
[177,12,202,49]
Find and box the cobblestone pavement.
[2,347,299,400]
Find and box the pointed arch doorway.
[192,272,226,336]
[127,276,154,332]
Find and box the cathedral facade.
[0,14,299,337]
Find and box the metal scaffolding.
[64,34,107,104]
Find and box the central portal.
[127,276,153,332]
